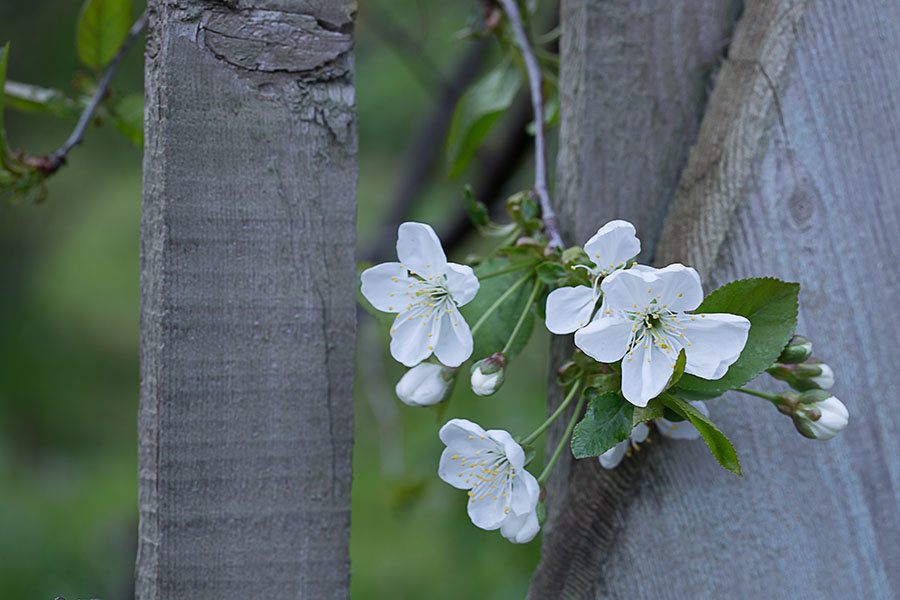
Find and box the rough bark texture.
[137,1,357,598]
[531,0,900,598]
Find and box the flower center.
[622,299,690,359]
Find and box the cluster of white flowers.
[360,218,847,544]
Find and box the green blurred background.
[0,1,550,598]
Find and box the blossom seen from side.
[395,362,455,406]
[792,392,849,440]
[360,222,480,367]
[438,418,540,543]
[545,220,641,335]
[575,264,750,407]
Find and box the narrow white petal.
[583,220,641,272]
[433,310,473,367]
[360,262,413,313]
[389,308,441,367]
[679,313,751,380]
[631,422,650,443]
[545,286,597,334]
[648,264,704,311]
[599,440,628,469]
[621,341,675,407]
[509,469,539,515]
[600,268,659,312]
[396,222,448,279]
[574,316,632,363]
[500,510,540,543]
[489,429,526,470]
[446,263,480,306]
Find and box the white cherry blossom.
[438,419,540,543]
[794,394,849,440]
[575,264,750,407]
[361,222,480,367]
[599,401,710,469]
[395,362,455,406]
[545,220,641,334]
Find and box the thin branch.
[496,0,563,248]
[38,10,148,174]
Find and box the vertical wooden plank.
[532,0,900,598]
[137,2,357,598]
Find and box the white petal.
[395,363,451,407]
[500,510,540,543]
[621,340,675,407]
[389,308,441,367]
[583,220,641,272]
[396,222,448,279]
[574,316,632,363]
[545,286,597,334]
[509,469,539,516]
[810,364,835,390]
[600,267,659,312]
[488,429,526,470]
[599,440,628,469]
[631,421,650,443]
[433,310,473,367]
[650,264,704,311]
[446,263,480,306]
[678,313,751,380]
[439,418,491,450]
[360,262,413,313]
[467,489,509,530]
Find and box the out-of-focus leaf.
[76,0,132,70]
[3,81,81,118]
[446,63,522,178]
[461,258,534,360]
[112,93,143,146]
[0,43,10,156]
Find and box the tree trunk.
[531,0,900,598]
[136,2,357,598]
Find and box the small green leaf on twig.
[661,393,742,476]
[76,0,133,70]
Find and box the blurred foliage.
[0,0,549,598]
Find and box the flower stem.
[735,387,780,403]
[501,279,543,356]
[538,391,587,484]
[478,261,539,281]
[522,380,581,446]
[471,272,533,336]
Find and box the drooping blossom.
[395,362,455,406]
[599,401,709,469]
[470,353,506,397]
[361,222,480,367]
[575,264,750,407]
[438,419,540,543]
[545,220,640,335]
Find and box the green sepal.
[570,390,633,459]
[660,393,742,476]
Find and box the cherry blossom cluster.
[359,215,849,544]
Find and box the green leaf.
[446,63,522,178]
[3,81,82,117]
[0,43,10,156]
[661,393,742,476]
[76,0,132,70]
[535,261,566,284]
[460,259,534,360]
[112,93,143,146]
[677,278,799,394]
[632,397,664,426]
[570,391,633,459]
[667,349,687,389]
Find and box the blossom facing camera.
[792,391,849,440]
[574,264,750,407]
[360,222,480,368]
[395,362,455,407]
[470,353,506,396]
[545,220,640,335]
[438,419,540,543]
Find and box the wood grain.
[136,1,357,598]
[532,0,900,598]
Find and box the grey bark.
[531,0,900,598]
[136,2,357,599]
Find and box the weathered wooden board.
[137,2,357,598]
[532,0,900,598]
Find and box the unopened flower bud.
[778,335,813,364]
[791,390,849,440]
[395,363,456,407]
[470,353,507,396]
[792,361,834,390]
